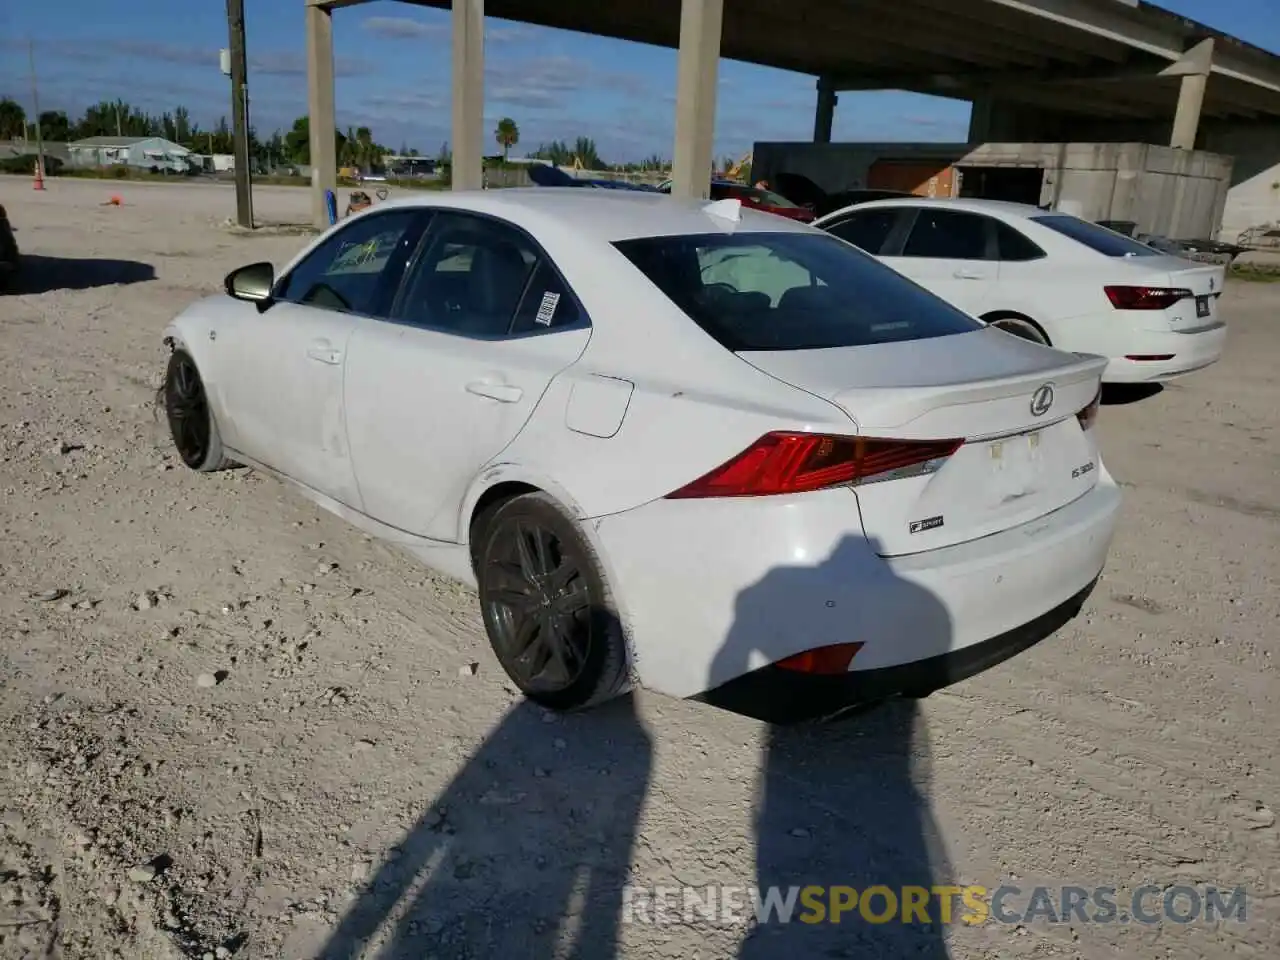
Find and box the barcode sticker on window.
[535,291,560,326]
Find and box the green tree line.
[1,96,675,174]
[0,96,397,170]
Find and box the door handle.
[306,340,342,364]
[953,267,985,280]
[465,380,523,403]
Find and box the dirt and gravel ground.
[0,176,1276,960]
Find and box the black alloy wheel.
[166,352,212,469]
[476,493,627,711]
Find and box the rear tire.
[475,492,629,712]
[163,349,235,472]
[985,314,1050,346]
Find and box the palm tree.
[494,117,519,162]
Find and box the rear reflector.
[1077,386,1101,431]
[775,642,863,675]
[1124,354,1175,362]
[665,432,963,498]
[1104,285,1192,310]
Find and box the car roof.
[368,187,815,242]
[826,196,1049,218]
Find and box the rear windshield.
[613,231,983,351]
[1030,214,1160,258]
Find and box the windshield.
[613,232,983,351]
[1031,214,1160,258]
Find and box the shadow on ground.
[318,535,953,959]
[13,255,156,293]
[1102,382,1164,405]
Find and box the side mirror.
[224,262,275,307]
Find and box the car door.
[343,211,591,542]
[217,208,427,506]
[879,207,999,316]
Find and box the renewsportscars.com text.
[622,884,1248,926]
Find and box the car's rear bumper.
[1100,321,1226,383]
[592,466,1121,711]
[693,577,1097,723]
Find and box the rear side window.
[902,209,990,260]
[995,222,1046,262]
[1030,214,1159,257]
[824,208,901,254]
[510,261,582,334]
[613,231,982,352]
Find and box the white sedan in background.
[161,189,1119,724]
[814,197,1227,384]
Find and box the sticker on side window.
[534,291,561,326]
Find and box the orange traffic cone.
[32,159,45,191]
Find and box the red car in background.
[658,179,816,222]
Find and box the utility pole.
[225,0,254,228]
[27,40,45,180]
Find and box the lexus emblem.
[1030,383,1054,417]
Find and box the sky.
[0,0,1277,164]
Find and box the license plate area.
[986,430,1044,503]
[1195,295,1211,318]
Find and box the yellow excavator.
[724,151,752,183]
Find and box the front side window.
[824,208,902,255]
[613,231,982,351]
[901,209,991,260]
[395,214,538,336]
[1030,214,1160,258]
[277,210,422,316]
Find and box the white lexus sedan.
[161,189,1120,724]
[814,198,1227,384]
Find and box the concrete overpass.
[303,0,1280,227]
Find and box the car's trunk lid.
[1119,256,1226,330]
[738,329,1106,556]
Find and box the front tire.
[163,349,234,472]
[475,492,628,712]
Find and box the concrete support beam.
[1162,38,1214,150]
[968,93,994,141]
[813,79,837,143]
[670,0,723,200]
[305,3,336,229]
[451,0,485,191]
[1170,74,1208,149]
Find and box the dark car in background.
[655,179,816,222]
[769,171,913,217]
[0,203,19,293]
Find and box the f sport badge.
[909,515,945,535]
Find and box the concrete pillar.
[305,2,336,229]
[1170,74,1207,150]
[813,79,837,143]
[968,93,994,143]
[1161,37,1214,151]
[670,0,723,200]
[451,0,484,191]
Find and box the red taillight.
[1104,285,1192,310]
[1077,386,1101,431]
[665,432,963,499]
[775,642,864,674]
